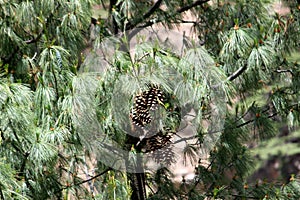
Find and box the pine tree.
[0,0,300,200]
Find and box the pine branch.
[173,135,196,145]
[175,103,281,147]
[24,2,60,44]
[176,0,210,13]
[6,119,28,157]
[73,168,111,187]
[227,64,247,81]
[274,69,294,76]
[236,109,277,128]
[24,31,43,44]
[179,19,198,24]
[142,0,163,22]
[230,194,259,199]
[129,0,211,30]
[51,65,59,102]
[126,0,163,30]
[182,102,299,146]
[0,128,5,142]
[57,167,111,192]
[18,152,30,180]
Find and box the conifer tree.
[0,0,300,200]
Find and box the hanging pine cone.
[150,144,176,166]
[140,127,174,153]
[143,84,164,110]
[130,84,165,128]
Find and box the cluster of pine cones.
[130,84,176,165]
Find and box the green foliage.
[0,159,27,200]
[1,0,300,199]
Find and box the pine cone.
[140,127,174,153]
[151,144,176,166]
[130,84,165,128]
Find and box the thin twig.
[73,168,111,187]
[58,167,111,193]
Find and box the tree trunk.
[126,135,147,200]
[128,153,146,200]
